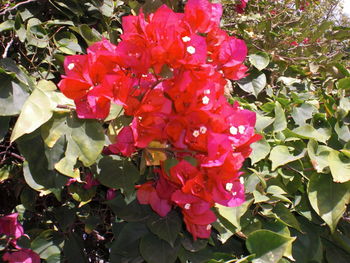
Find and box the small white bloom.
[182,36,191,42]
[238,125,245,134]
[232,191,237,196]
[206,224,211,230]
[230,126,238,135]
[240,177,244,184]
[202,96,210,105]
[225,183,233,192]
[187,46,196,54]
[67,63,75,70]
[200,126,207,134]
[204,89,211,95]
[184,203,191,210]
[192,130,200,137]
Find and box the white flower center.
[240,177,244,184]
[204,89,211,95]
[67,63,75,70]
[230,126,238,135]
[184,203,191,210]
[187,46,196,54]
[206,224,211,230]
[232,191,237,196]
[202,96,210,105]
[182,36,191,42]
[200,126,207,134]
[225,183,233,192]
[192,130,200,137]
[238,125,245,134]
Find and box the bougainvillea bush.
[0,0,350,262]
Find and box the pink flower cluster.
[0,213,40,263]
[58,0,261,239]
[236,0,249,13]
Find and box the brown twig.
[2,39,13,58]
[0,0,39,16]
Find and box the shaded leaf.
[308,173,350,232]
[147,211,181,246]
[11,81,58,142]
[97,156,140,197]
[140,233,180,263]
[237,73,266,97]
[246,230,295,263]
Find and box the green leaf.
[308,173,350,232]
[272,203,301,232]
[68,183,96,203]
[253,190,269,203]
[291,103,316,126]
[63,232,88,263]
[237,73,266,97]
[0,20,15,32]
[0,74,29,116]
[17,132,68,193]
[0,58,34,87]
[110,222,149,262]
[97,156,140,197]
[249,52,270,71]
[54,31,82,55]
[289,124,331,143]
[291,218,323,263]
[32,230,63,260]
[26,18,49,48]
[147,211,182,247]
[99,0,114,17]
[215,199,253,233]
[337,77,350,90]
[140,233,180,263]
[273,102,287,132]
[50,114,105,176]
[250,137,270,164]
[0,116,10,141]
[178,246,213,263]
[246,230,295,263]
[328,151,350,183]
[269,145,306,171]
[11,81,59,142]
[334,122,350,142]
[72,24,102,46]
[307,140,332,173]
[255,113,274,132]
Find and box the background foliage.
[0,0,350,262]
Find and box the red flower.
[83,172,99,190]
[184,0,222,33]
[235,0,249,13]
[3,249,40,263]
[0,213,24,240]
[171,190,216,239]
[106,189,117,201]
[107,126,136,157]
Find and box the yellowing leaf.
[145,141,167,166]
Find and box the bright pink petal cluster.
[236,0,249,13]
[0,213,24,240]
[58,0,261,239]
[0,213,40,263]
[3,249,40,263]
